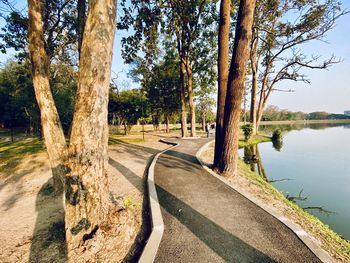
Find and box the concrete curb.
[138,139,179,263]
[195,140,335,263]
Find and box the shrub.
[242,124,253,141]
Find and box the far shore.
[243,119,350,126]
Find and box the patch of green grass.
[0,138,43,173]
[238,158,350,261]
[238,134,271,148]
[109,136,145,145]
[123,196,140,210]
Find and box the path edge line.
[195,140,335,263]
[138,139,179,263]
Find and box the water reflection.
[243,145,267,181]
[240,122,350,240]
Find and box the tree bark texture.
[28,0,68,193]
[217,0,256,176]
[65,0,117,250]
[185,58,196,137]
[180,58,188,137]
[214,0,230,168]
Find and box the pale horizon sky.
[1,0,349,114]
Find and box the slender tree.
[249,0,345,133]
[27,0,68,193]
[214,0,230,168]
[217,0,256,176]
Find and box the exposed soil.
[0,131,176,263]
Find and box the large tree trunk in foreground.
[28,0,68,193]
[185,59,196,137]
[179,58,188,137]
[217,0,256,176]
[214,0,230,168]
[65,0,117,250]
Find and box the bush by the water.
[242,124,253,141]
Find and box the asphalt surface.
[154,138,322,263]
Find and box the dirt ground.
[0,131,176,263]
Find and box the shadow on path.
[156,184,276,263]
[29,180,67,263]
[109,157,152,263]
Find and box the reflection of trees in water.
[272,138,283,152]
[243,145,267,181]
[260,122,350,134]
[242,146,335,216]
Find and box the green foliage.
[109,89,147,133]
[0,60,76,134]
[0,0,78,61]
[123,196,139,209]
[242,124,253,141]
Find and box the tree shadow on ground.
[109,157,152,263]
[156,184,276,263]
[29,180,67,263]
[109,145,275,263]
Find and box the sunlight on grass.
[0,138,43,173]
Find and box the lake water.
[239,123,350,240]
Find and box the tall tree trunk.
[249,18,260,135]
[214,0,230,168]
[250,39,258,134]
[256,76,267,132]
[77,0,86,58]
[179,58,188,137]
[65,0,117,250]
[185,58,196,137]
[28,0,68,193]
[202,112,206,131]
[217,0,256,176]
[165,115,170,133]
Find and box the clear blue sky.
[1,0,349,114]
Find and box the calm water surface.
[239,123,350,240]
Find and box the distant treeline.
[260,106,350,122]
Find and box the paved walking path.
[154,138,322,263]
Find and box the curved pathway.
[154,138,322,263]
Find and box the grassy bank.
[201,139,350,262]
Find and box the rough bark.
[179,58,188,137]
[77,0,86,59]
[185,58,196,137]
[65,0,117,250]
[28,0,68,193]
[214,0,230,168]
[217,0,256,176]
